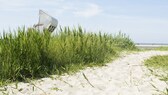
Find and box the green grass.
[145,54,168,95]
[145,55,168,81]
[155,47,168,51]
[145,55,168,95]
[0,26,136,86]
[145,55,168,71]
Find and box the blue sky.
[0,0,168,43]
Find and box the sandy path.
[1,51,168,95]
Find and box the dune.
[1,51,168,95]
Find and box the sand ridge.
[1,51,168,95]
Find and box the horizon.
[0,0,168,43]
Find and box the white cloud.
[73,3,102,18]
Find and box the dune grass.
[145,55,168,72]
[145,55,168,80]
[145,55,168,81]
[155,47,168,51]
[0,26,136,86]
[145,55,168,95]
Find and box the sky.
[0,0,168,43]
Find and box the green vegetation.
[145,55,168,71]
[155,47,168,51]
[145,55,168,95]
[145,55,168,81]
[0,26,136,86]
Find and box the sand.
[1,51,168,95]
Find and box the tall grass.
[0,28,52,82]
[0,26,136,85]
